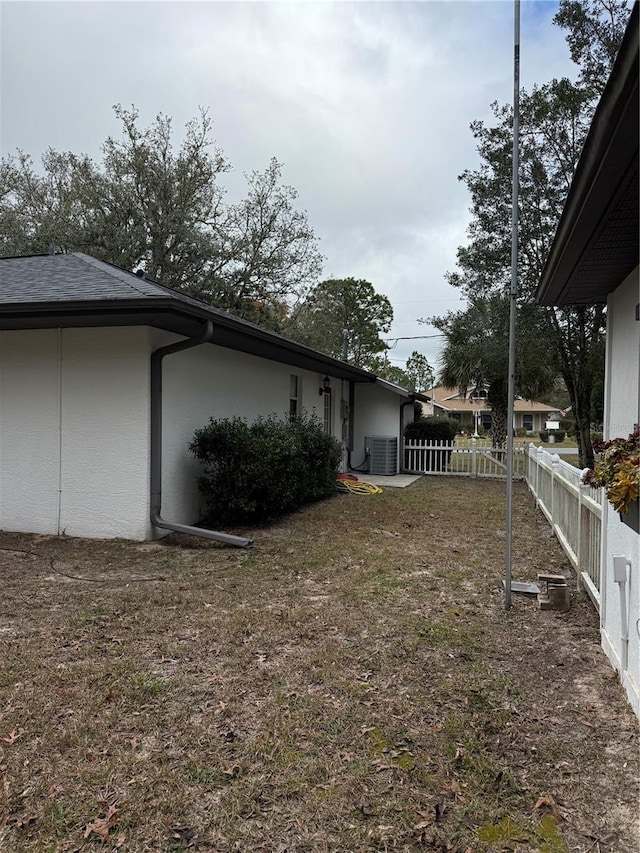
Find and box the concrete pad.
[503,580,541,596]
[353,473,422,489]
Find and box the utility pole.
[505,0,520,610]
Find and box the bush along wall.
[190,414,343,525]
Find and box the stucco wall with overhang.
[603,267,639,437]
[351,383,407,472]
[153,329,354,527]
[0,317,414,541]
[0,326,151,539]
[600,267,640,716]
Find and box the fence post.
[577,482,584,592]
[535,444,544,505]
[551,453,560,528]
[528,442,534,490]
[471,437,477,478]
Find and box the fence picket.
[402,440,525,479]
[401,440,602,611]
[524,444,602,608]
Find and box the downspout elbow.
[150,321,252,548]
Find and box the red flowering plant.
[582,426,640,514]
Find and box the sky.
[0,0,577,372]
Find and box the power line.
[383,333,445,350]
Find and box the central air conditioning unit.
[365,436,398,475]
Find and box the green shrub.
[539,430,549,443]
[190,414,342,525]
[554,430,566,443]
[404,416,457,472]
[515,427,527,438]
[404,416,458,442]
[560,417,575,436]
[591,430,603,444]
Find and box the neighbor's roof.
[375,376,429,401]
[0,252,426,398]
[426,386,557,413]
[536,3,638,306]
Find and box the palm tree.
[433,295,558,448]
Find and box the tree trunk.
[562,369,595,469]
[546,305,603,471]
[490,408,508,449]
[576,413,594,470]
[574,382,596,470]
[488,380,509,450]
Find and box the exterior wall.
[0,324,407,541]
[0,330,61,534]
[0,327,151,540]
[351,383,403,470]
[516,412,551,433]
[154,331,347,526]
[59,328,151,539]
[600,267,640,716]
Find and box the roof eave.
[536,3,639,307]
[0,297,377,383]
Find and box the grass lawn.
[0,478,638,852]
[453,437,582,471]
[455,436,578,451]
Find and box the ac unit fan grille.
[365,436,398,475]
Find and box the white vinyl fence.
[403,440,526,479]
[525,444,603,608]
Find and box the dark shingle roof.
[0,253,167,302]
[0,251,430,399]
[0,252,428,394]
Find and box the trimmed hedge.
[539,429,566,443]
[190,414,342,525]
[560,417,575,436]
[404,416,457,472]
[404,416,458,442]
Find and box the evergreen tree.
[0,106,322,332]
[435,0,630,466]
[291,278,393,368]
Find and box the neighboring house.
[536,4,639,716]
[0,252,426,542]
[421,385,558,434]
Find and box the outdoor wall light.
[319,375,332,395]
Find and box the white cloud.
[1,0,576,369]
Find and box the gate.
[403,439,526,479]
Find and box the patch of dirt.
[0,478,638,852]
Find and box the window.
[522,414,533,432]
[323,389,332,434]
[289,374,300,418]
